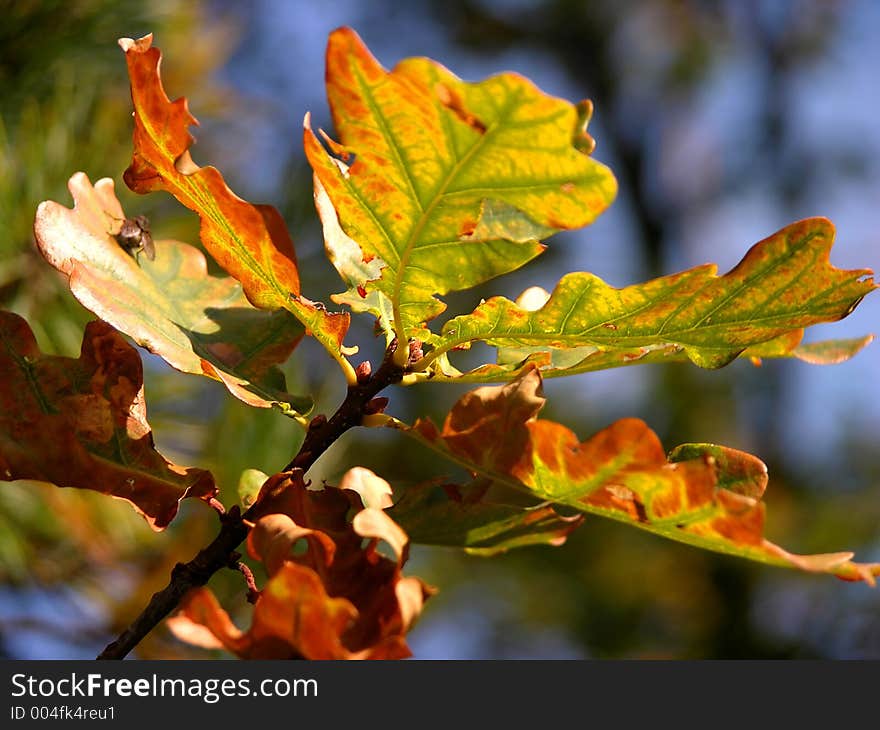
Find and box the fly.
[114,215,155,261]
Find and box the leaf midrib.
[350,63,519,341]
[429,232,864,357]
[137,95,289,308]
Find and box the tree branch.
[283,343,405,473]
[96,344,406,660]
[96,510,249,660]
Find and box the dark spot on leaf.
[633,500,648,524]
[459,219,478,237]
[435,83,487,134]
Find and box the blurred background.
[1,0,878,659]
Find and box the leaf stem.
[332,348,360,387]
[283,341,405,472]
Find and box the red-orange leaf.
[0,312,215,530]
[402,367,880,583]
[119,34,352,376]
[168,471,433,659]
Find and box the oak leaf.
[118,34,351,372]
[389,479,583,556]
[34,172,311,416]
[419,218,875,379]
[168,470,433,659]
[401,367,880,583]
[305,27,617,353]
[0,312,216,530]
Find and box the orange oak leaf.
[402,367,880,583]
[34,172,312,416]
[118,34,352,375]
[0,312,216,530]
[168,470,433,659]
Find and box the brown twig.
[96,343,405,660]
[282,343,404,473]
[96,508,249,660]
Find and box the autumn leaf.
[389,479,583,556]
[399,367,880,583]
[168,470,433,659]
[744,331,874,366]
[337,466,581,555]
[305,27,617,360]
[118,34,353,379]
[418,327,874,384]
[0,312,216,530]
[416,218,875,380]
[33,172,312,416]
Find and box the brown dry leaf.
[168,471,433,658]
[0,312,215,530]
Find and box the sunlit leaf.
[168,470,433,659]
[237,468,268,510]
[0,312,216,530]
[34,172,312,416]
[305,27,616,354]
[118,34,352,373]
[336,466,393,509]
[389,480,583,556]
[745,331,874,366]
[399,367,880,583]
[417,218,875,379]
[421,331,874,384]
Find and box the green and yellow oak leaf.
[304,26,617,361]
[416,218,875,380]
[34,172,311,417]
[0,312,216,530]
[399,367,880,583]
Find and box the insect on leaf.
[399,367,880,583]
[305,27,617,357]
[0,312,216,530]
[34,173,312,417]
